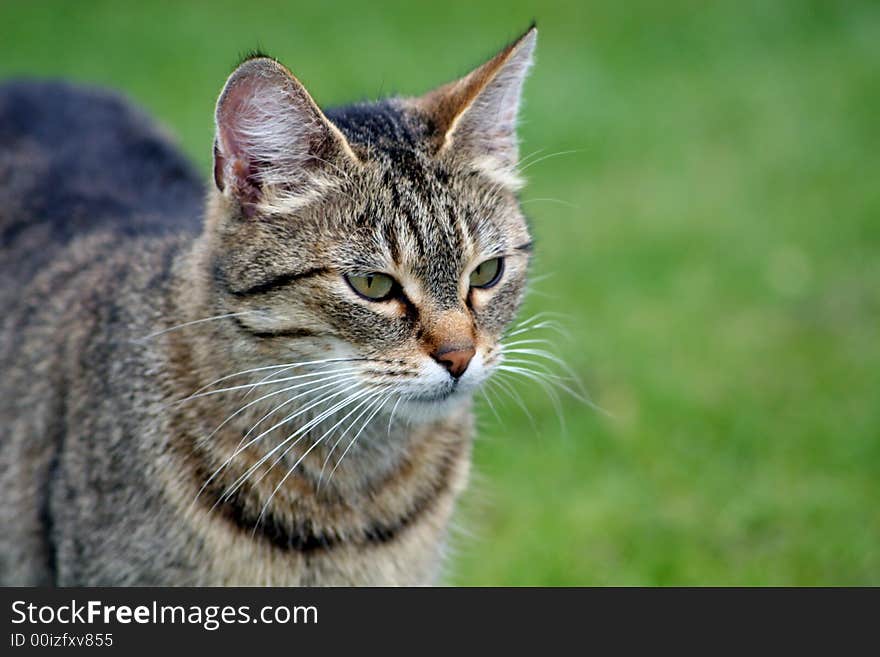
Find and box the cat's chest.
[156,413,474,585]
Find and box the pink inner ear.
[213,57,357,214]
[215,61,317,204]
[231,158,261,217]
[214,65,303,216]
[216,73,265,164]
[214,122,262,216]
[213,141,226,191]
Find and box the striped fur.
[0,27,536,585]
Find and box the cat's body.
[0,29,536,585]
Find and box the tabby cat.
[0,26,537,585]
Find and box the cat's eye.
[345,273,396,301]
[469,257,504,289]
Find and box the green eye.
[469,257,504,288]
[345,272,396,301]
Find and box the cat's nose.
[432,344,476,379]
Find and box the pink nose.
[432,345,476,379]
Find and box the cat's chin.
[394,388,475,424]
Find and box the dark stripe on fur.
[229,315,321,340]
[225,267,328,297]
[41,362,67,586]
[198,451,456,554]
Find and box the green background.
[2,0,878,585]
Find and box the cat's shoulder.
[0,79,204,280]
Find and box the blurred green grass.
[2,0,878,585]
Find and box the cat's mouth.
[395,354,487,413]
[409,390,456,403]
[393,384,478,425]
[407,379,474,404]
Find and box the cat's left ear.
[213,56,358,217]
[417,25,536,188]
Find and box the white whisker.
[242,364,300,398]
[250,388,382,535]
[320,389,392,487]
[173,365,361,406]
[479,388,503,424]
[326,391,392,486]
[497,364,567,433]
[194,381,355,504]
[500,337,557,349]
[488,372,537,430]
[138,311,256,341]
[516,149,582,173]
[501,347,584,385]
[516,147,546,168]
[387,394,405,437]
[178,356,376,402]
[498,361,585,401]
[218,386,377,505]
[504,320,570,340]
[258,386,385,481]
[206,371,360,455]
[519,197,578,209]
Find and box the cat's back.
[0,79,204,284]
[0,80,205,584]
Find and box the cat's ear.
[417,25,536,188]
[213,56,358,217]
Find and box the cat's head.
[205,27,536,422]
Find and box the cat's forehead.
[339,152,519,282]
[326,99,429,155]
[318,99,527,301]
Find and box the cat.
[0,26,537,586]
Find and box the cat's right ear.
[416,26,536,190]
[213,56,358,217]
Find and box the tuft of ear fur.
[417,25,537,189]
[213,56,358,217]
